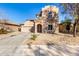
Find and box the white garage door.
[21,26,32,33]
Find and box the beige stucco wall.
[0,24,20,32]
[4,24,20,31]
[21,21,34,32]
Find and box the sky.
[0,3,67,24]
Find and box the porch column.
[35,23,37,33]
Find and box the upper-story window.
[48,11,52,15]
[48,11,53,19]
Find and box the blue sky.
[0,3,66,24]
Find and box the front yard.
[20,33,79,56]
[23,33,79,45]
[0,32,79,56]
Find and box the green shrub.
[30,34,37,40]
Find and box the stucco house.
[21,5,59,33]
[0,19,21,32]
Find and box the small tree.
[61,19,71,25]
[62,3,79,37]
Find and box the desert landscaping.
[23,33,79,45]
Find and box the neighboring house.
[21,5,59,33]
[59,23,79,33]
[0,19,21,32]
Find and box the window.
[48,25,52,30]
[48,11,53,19]
[48,11,52,15]
[48,15,52,19]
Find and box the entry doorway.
[37,24,42,33]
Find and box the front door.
[37,24,42,33]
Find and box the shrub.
[0,28,9,34]
[30,34,37,40]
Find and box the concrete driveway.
[13,44,79,56]
[0,32,31,56]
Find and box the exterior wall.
[0,20,20,32]
[34,19,58,33]
[59,24,73,33]
[59,24,79,33]
[34,6,58,33]
[21,21,34,32]
[42,21,58,33]
[21,19,58,33]
[34,20,43,33]
[21,26,33,32]
[4,24,20,32]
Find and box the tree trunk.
[73,22,77,37]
